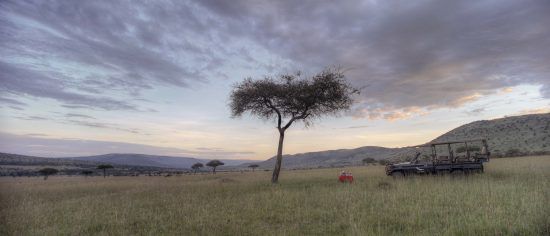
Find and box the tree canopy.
[206,160,224,174]
[248,164,259,172]
[191,162,204,174]
[230,68,358,129]
[97,164,114,178]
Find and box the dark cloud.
[333,125,369,129]
[0,96,26,106]
[1,0,549,117]
[0,61,139,110]
[0,0,222,110]
[65,119,143,134]
[465,108,486,116]
[65,113,95,119]
[197,0,550,118]
[13,115,49,120]
[8,106,23,110]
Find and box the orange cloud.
[354,106,429,121]
[515,107,550,115]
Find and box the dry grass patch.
[1,156,549,235]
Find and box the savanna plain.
[1,156,549,235]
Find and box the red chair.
[338,175,346,183]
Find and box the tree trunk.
[271,130,285,183]
[213,167,216,174]
[103,169,106,178]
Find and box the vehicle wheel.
[391,171,404,178]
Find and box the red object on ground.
[338,175,346,182]
[339,174,353,183]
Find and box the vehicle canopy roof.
[414,139,487,148]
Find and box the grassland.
[1,156,549,235]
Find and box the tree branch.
[264,98,282,129]
[282,109,310,131]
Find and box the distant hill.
[0,152,99,167]
[432,113,550,157]
[66,153,252,169]
[248,146,415,169]
[248,113,550,169]
[0,152,180,176]
[0,152,252,169]
[0,152,253,176]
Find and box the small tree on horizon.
[206,160,224,174]
[248,164,259,172]
[97,164,114,178]
[38,168,58,180]
[191,162,204,174]
[229,67,359,183]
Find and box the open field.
[1,156,549,235]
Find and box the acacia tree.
[206,160,224,174]
[248,164,259,172]
[97,164,114,178]
[191,162,204,174]
[230,68,358,183]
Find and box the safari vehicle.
[385,139,490,177]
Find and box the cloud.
[333,125,369,129]
[465,108,486,116]
[13,115,49,121]
[515,107,550,116]
[0,61,139,111]
[65,119,143,135]
[0,96,26,106]
[0,0,223,110]
[196,0,550,118]
[1,0,549,118]
[65,113,95,119]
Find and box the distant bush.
[81,170,94,177]
[362,157,376,165]
[505,149,522,157]
[378,159,390,165]
[38,168,58,180]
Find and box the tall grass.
[1,156,549,235]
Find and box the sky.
[0,0,549,160]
